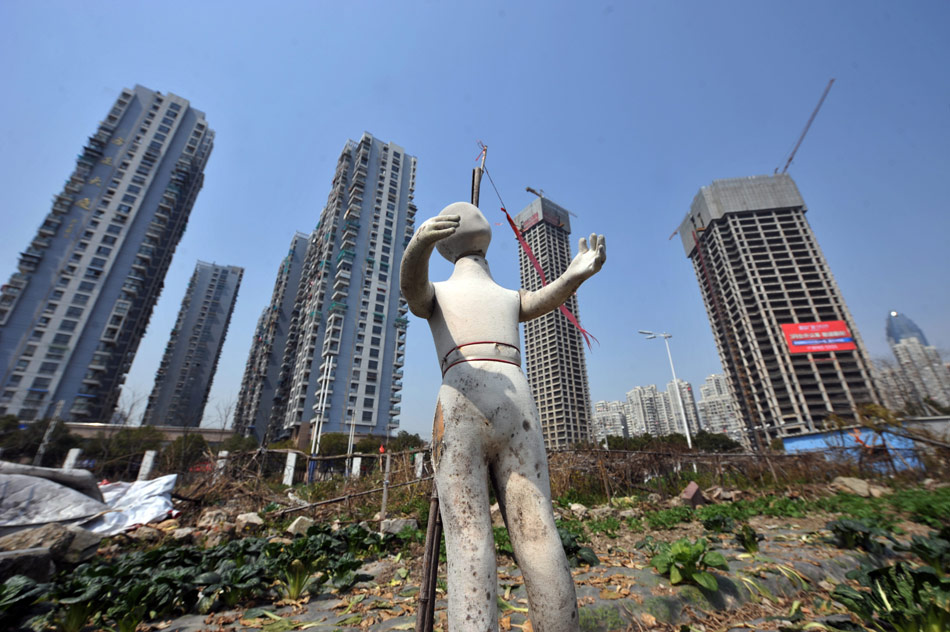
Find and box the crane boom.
[777,78,835,174]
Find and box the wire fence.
[59,427,947,523]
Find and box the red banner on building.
[781,320,856,354]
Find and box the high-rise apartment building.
[624,385,662,436]
[235,134,415,447]
[624,381,698,438]
[514,197,593,449]
[884,311,950,409]
[678,174,878,445]
[697,374,746,446]
[142,261,242,427]
[591,400,628,444]
[666,378,701,437]
[0,86,213,422]
[233,234,309,442]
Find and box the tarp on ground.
[0,461,104,501]
[81,474,177,536]
[0,469,177,537]
[0,473,110,533]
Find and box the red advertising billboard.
[781,320,856,354]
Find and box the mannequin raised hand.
[566,233,606,281]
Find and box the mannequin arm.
[519,233,606,322]
[399,215,460,319]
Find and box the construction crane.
[776,78,835,174]
[525,186,577,217]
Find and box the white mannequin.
[400,201,606,632]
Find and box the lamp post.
[638,330,694,452]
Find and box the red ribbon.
[500,207,597,350]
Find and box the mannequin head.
[436,201,492,263]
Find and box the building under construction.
[678,174,879,446]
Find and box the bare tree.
[214,396,236,432]
[115,388,148,426]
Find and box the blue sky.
[1,1,948,435]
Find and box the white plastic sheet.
[82,474,178,536]
[0,474,109,529]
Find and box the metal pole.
[661,335,698,474]
[380,451,392,522]
[662,335,693,450]
[312,355,334,455]
[309,355,334,482]
[34,400,65,466]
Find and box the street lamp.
[638,330,694,452]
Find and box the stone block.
[681,481,706,508]
[236,512,264,532]
[831,476,870,498]
[196,508,229,528]
[129,526,162,543]
[380,518,418,535]
[569,503,589,518]
[171,527,196,543]
[63,526,102,564]
[0,523,73,559]
[589,506,614,520]
[0,547,54,583]
[286,516,315,537]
